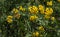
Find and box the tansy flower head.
[35,31,39,37]
[45,8,53,15]
[12,8,19,14]
[7,16,13,19]
[29,15,38,21]
[33,31,39,37]
[6,16,13,23]
[28,6,38,14]
[38,5,44,11]
[7,19,13,23]
[38,5,45,14]
[51,17,55,21]
[19,6,25,11]
[47,1,52,6]
[38,26,44,31]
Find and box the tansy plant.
[6,4,56,37]
[0,0,60,37]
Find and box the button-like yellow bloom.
[45,8,53,15]
[19,6,25,11]
[30,15,38,21]
[28,6,38,14]
[6,16,13,23]
[12,8,19,14]
[51,17,55,21]
[33,31,39,37]
[38,26,44,31]
[47,1,52,6]
[7,19,13,23]
[38,5,45,14]
[7,16,13,19]
[38,5,44,11]
[19,6,23,10]
[35,31,39,37]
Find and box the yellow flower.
[14,13,20,19]
[7,19,13,23]
[38,5,45,14]
[47,1,52,6]
[51,17,55,21]
[38,5,44,11]
[57,0,60,2]
[38,26,44,31]
[19,6,23,10]
[12,8,19,14]
[45,8,53,15]
[44,15,50,19]
[35,32,39,37]
[33,31,39,37]
[28,6,38,14]
[6,16,13,23]
[19,6,25,11]
[45,8,50,15]
[7,16,13,19]
[30,15,38,21]
[30,16,34,21]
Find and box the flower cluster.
[44,8,53,19]
[19,6,25,11]
[12,8,19,14]
[38,5,45,14]
[29,15,38,21]
[32,31,39,37]
[6,4,55,23]
[28,6,38,14]
[47,1,52,6]
[38,26,44,31]
[6,16,13,23]
[12,8,21,19]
